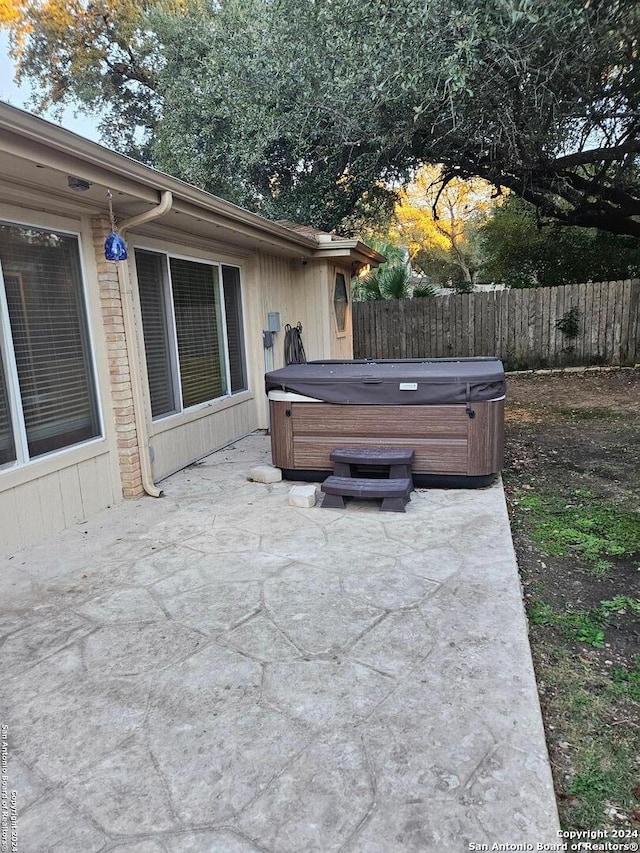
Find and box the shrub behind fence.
[352,280,640,369]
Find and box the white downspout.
[114,190,173,497]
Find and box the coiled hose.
[284,322,307,365]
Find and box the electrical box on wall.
[267,312,281,333]
[263,330,275,349]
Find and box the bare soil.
[503,368,640,832]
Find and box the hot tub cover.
[265,358,505,405]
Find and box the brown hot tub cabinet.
[266,358,505,487]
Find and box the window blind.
[0,224,100,459]
[135,250,177,418]
[222,266,247,393]
[169,258,226,408]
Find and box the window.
[0,222,101,469]
[222,265,247,393]
[333,272,348,333]
[137,251,177,418]
[135,250,247,419]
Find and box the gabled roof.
[0,102,384,265]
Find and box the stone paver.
[0,434,560,852]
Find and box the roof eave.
[0,103,385,264]
[313,240,386,267]
[0,102,319,253]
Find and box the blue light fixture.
[105,231,128,261]
[104,188,128,261]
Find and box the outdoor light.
[104,188,128,261]
[67,175,92,192]
[105,231,128,261]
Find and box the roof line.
[0,101,318,251]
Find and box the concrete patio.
[1,433,560,852]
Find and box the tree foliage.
[3,0,640,236]
[352,240,411,301]
[352,238,438,300]
[481,196,640,287]
[3,0,187,158]
[389,165,498,290]
[0,0,24,25]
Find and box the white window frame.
[0,216,104,473]
[134,246,248,423]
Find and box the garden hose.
[284,322,307,365]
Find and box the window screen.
[0,352,16,466]
[136,253,246,418]
[222,265,247,393]
[136,250,177,418]
[334,272,348,332]
[0,223,100,459]
[169,258,227,408]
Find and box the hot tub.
[265,358,505,487]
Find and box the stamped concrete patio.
[1,433,560,852]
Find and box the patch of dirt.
[503,368,640,832]
[506,368,640,415]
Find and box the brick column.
[91,215,144,498]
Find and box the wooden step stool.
[321,448,415,512]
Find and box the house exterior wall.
[142,249,350,475]
[250,255,355,429]
[329,263,354,360]
[0,172,364,557]
[0,203,122,557]
[126,232,261,481]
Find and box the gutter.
[0,103,318,253]
[0,104,384,263]
[115,190,173,498]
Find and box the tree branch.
[553,141,640,169]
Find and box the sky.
[0,31,101,141]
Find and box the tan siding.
[150,398,257,481]
[0,489,21,555]
[245,254,346,427]
[58,465,86,527]
[36,472,66,538]
[329,264,354,360]
[77,456,109,518]
[0,449,118,558]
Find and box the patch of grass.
[517,492,640,573]
[566,746,634,828]
[506,375,640,834]
[529,596,640,650]
[598,596,640,616]
[609,659,640,703]
[530,601,606,647]
[529,601,555,625]
[589,559,613,580]
[534,648,639,829]
[572,487,594,499]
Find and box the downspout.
[114,190,173,497]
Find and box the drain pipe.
[114,190,173,497]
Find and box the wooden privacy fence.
[353,279,640,369]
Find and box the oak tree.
[4,0,639,236]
